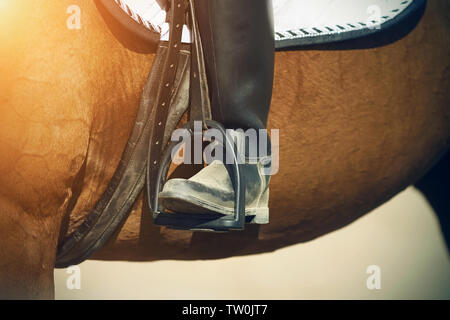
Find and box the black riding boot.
[159,0,275,223]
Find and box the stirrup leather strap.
[147,0,212,212]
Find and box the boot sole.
[159,191,269,224]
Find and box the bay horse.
[0,0,448,299]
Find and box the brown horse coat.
[0,0,448,298]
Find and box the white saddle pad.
[115,0,424,48]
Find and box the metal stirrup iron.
[146,0,246,232]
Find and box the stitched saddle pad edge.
[275,0,426,49]
[110,0,426,50]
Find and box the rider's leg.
[193,0,274,131]
[159,0,275,223]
